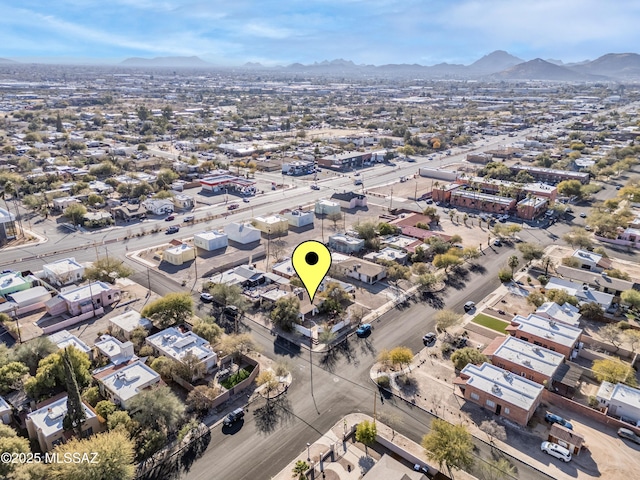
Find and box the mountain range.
[3,51,640,80]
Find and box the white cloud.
[243,23,295,39]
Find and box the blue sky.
[1,0,639,65]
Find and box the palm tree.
[292,460,309,479]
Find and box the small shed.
[548,423,584,455]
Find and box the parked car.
[223,305,239,318]
[243,198,250,203]
[617,428,640,445]
[541,441,572,462]
[227,203,239,210]
[422,332,437,347]
[463,301,475,312]
[310,184,320,190]
[356,324,372,337]
[493,239,502,247]
[166,226,180,234]
[580,212,587,218]
[545,412,573,430]
[200,292,213,302]
[165,215,175,221]
[223,408,245,427]
[183,215,195,222]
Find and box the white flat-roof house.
[596,381,640,427]
[146,327,218,380]
[193,231,228,251]
[93,360,161,408]
[163,243,196,266]
[94,334,135,365]
[26,395,103,451]
[252,215,289,234]
[172,193,194,210]
[456,362,544,426]
[314,199,341,215]
[535,302,581,327]
[48,330,93,359]
[364,247,409,265]
[507,314,583,359]
[109,310,152,340]
[545,277,615,310]
[283,209,314,228]
[224,222,261,244]
[328,233,365,254]
[42,257,85,286]
[142,198,174,215]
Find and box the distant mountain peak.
[494,58,603,81]
[468,50,524,74]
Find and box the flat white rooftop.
[109,310,152,333]
[27,395,95,438]
[47,330,91,355]
[511,314,582,348]
[43,257,84,275]
[59,281,112,302]
[99,361,160,404]
[493,336,564,377]
[611,383,640,410]
[462,362,544,410]
[146,327,216,364]
[194,231,227,241]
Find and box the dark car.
[422,332,437,347]
[227,203,239,210]
[545,412,573,430]
[618,427,640,444]
[356,324,372,337]
[223,408,244,427]
[463,301,475,312]
[166,226,180,234]
[223,305,239,319]
[165,215,175,221]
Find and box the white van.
[541,441,571,462]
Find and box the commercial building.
[141,198,174,215]
[455,362,544,426]
[364,247,409,265]
[0,207,17,241]
[314,199,341,215]
[317,151,372,171]
[510,164,590,185]
[330,192,367,210]
[283,209,314,228]
[224,222,261,244]
[252,215,289,234]
[163,243,196,266]
[26,395,103,451]
[146,327,218,380]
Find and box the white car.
[541,441,571,462]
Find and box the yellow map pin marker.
[291,240,331,303]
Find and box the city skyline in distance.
[1,1,639,66]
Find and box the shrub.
[498,268,513,282]
[538,275,549,286]
[376,376,390,388]
[588,396,599,409]
[441,342,453,354]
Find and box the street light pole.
[307,442,311,461]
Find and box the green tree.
[507,255,519,275]
[355,420,377,455]
[579,302,603,320]
[85,257,133,284]
[562,228,593,249]
[63,203,87,226]
[0,424,30,478]
[599,323,624,351]
[517,242,544,264]
[49,429,135,480]
[621,289,640,311]
[435,309,461,332]
[140,292,194,328]
[82,386,101,407]
[62,347,86,437]
[526,291,545,307]
[156,168,179,189]
[557,179,583,198]
[24,346,92,399]
[478,458,517,480]
[378,222,400,235]
[418,273,441,292]
[422,419,474,477]
[433,253,462,273]
[192,318,223,344]
[498,268,513,283]
[292,460,310,480]
[0,361,28,393]
[107,410,133,433]
[207,283,249,311]
[604,269,630,281]
[185,384,221,415]
[127,385,185,432]
[95,400,117,420]
[389,346,413,369]
[545,289,578,306]
[270,296,300,331]
[451,347,488,371]
[592,357,637,386]
[219,333,256,361]
[385,262,411,287]
[462,247,481,262]
[256,370,279,400]
[150,356,174,380]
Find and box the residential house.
[48,330,93,360]
[193,231,228,251]
[0,396,11,424]
[146,327,218,380]
[570,249,611,272]
[141,198,174,215]
[210,265,267,288]
[109,310,152,341]
[93,360,161,408]
[328,233,365,254]
[94,334,136,365]
[224,222,261,244]
[4,286,52,316]
[172,193,194,210]
[555,265,634,297]
[0,271,33,297]
[52,197,80,211]
[314,199,341,215]
[26,395,103,451]
[596,382,640,427]
[364,247,408,265]
[283,209,314,228]
[44,282,121,317]
[0,207,17,240]
[334,258,386,285]
[455,362,544,426]
[330,192,367,210]
[545,277,615,310]
[252,215,289,234]
[483,336,565,385]
[506,314,582,359]
[548,424,585,455]
[42,258,85,286]
[362,453,428,480]
[535,302,581,328]
[163,243,196,266]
